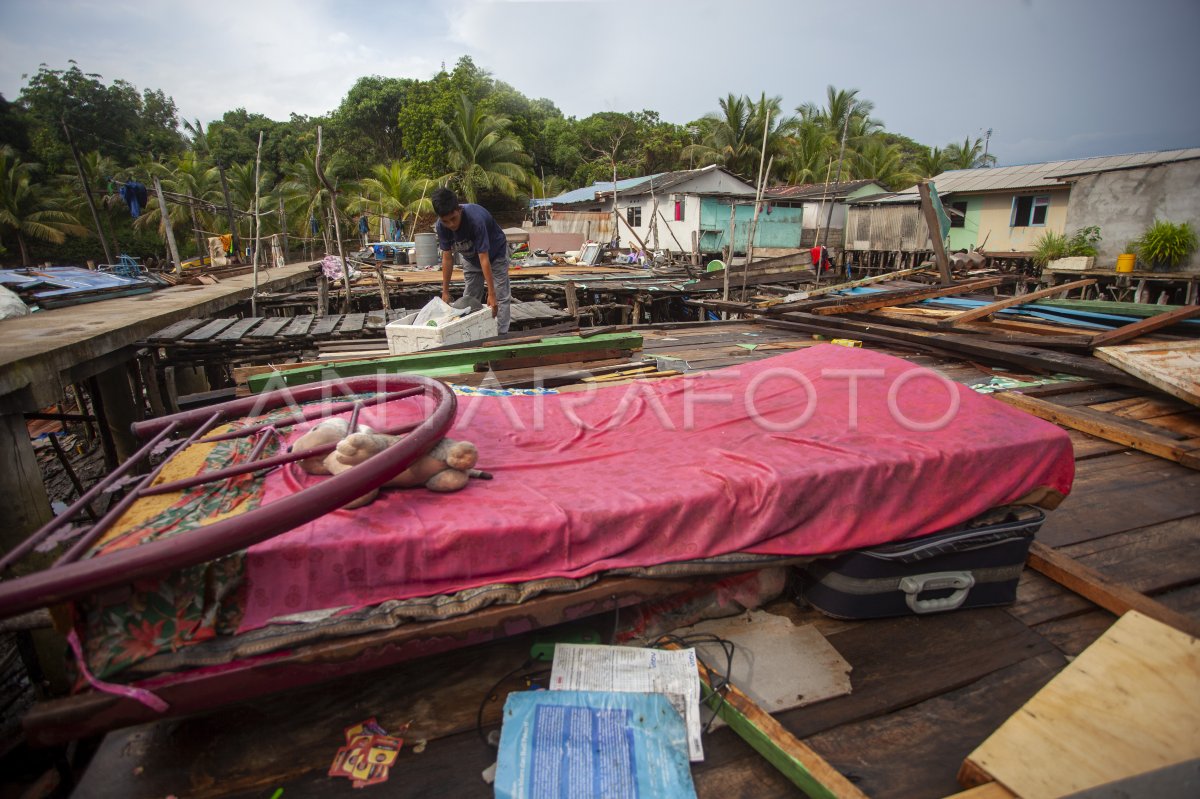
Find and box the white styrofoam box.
[385,307,497,354]
[1048,256,1095,271]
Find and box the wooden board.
[336,312,366,334]
[181,318,238,341]
[281,314,315,337]
[214,317,264,342]
[144,317,208,342]
[307,314,341,338]
[1096,340,1200,407]
[961,611,1200,797]
[244,316,290,338]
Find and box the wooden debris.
[959,611,1200,797]
[936,279,1096,328]
[1095,340,1200,407]
[995,391,1200,470]
[1088,304,1200,348]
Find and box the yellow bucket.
[1116,253,1136,273]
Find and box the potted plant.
[1034,226,1102,271]
[1129,220,1198,272]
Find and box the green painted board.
[1033,299,1187,317]
[245,332,643,393]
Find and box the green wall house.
[698,198,803,254]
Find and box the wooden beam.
[812,277,1003,315]
[1088,305,1200,348]
[779,265,935,302]
[937,279,1097,328]
[942,782,1017,799]
[668,646,868,799]
[917,182,952,285]
[994,391,1200,470]
[1028,540,1200,645]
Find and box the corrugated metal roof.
[896,147,1200,196]
[535,174,663,207]
[766,179,884,200]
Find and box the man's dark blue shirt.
[435,203,507,268]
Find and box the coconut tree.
[779,119,835,185]
[681,94,757,179]
[851,138,917,191]
[133,151,222,258]
[439,94,533,203]
[0,146,86,265]
[353,161,432,239]
[944,136,997,170]
[914,146,952,179]
[278,147,356,256]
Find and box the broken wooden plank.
[937,279,1097,328]
[960,611,1200,797]
[766,313,1147,386]
[474,348,629,372]
[1026,542,1200,639]
[1088,305,1200,348]
[995,391,1200,470]
[1095,340,1200,408]
[664,644,868,799]
[812,277,1003,315]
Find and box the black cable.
[649,632,737,734]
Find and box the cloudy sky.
[2,0,1197,167]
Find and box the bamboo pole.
[217,162,241,257]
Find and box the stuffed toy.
[292,419,482,507]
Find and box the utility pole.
[62,117,114,266]
[816,110,852,288]
[983,128,993,167]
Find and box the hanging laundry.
[358,215,369,235]
[119,181,149,218]
[310,216,320,236]
[219,234,233,255]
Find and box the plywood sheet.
[964,611,1200,798]
[1096,340,1200,407]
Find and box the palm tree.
[278,147,356,256]
[914,146,952,179]
[439,94,533,203]
[944,136,997,170]
[852,139,917,191]
[779,120,835,185]
[682,94,757,179]
[134,152,222,258]
[0,146,85,265]
[354,161,432,237]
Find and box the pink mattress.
[241,345,1074,631]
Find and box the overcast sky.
[2,0,1198,168]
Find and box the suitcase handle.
[900,572,976,614]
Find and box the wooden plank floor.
[69,323,1200,798]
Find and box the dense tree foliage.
[0,59,996,265]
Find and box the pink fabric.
[241,346,1074,631]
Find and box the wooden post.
[152,177,182,273]
[62,117,114,266]
[250,131,264,316]
[691,230,699,267]
[216,162,241,257]
[0,412,53,558]
[93,364,141,465]
[723,202,737,307]
[564,280,578,317]
[278,196,290,264]
[315,126,353,313]
[917,181,953,285]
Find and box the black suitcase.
[798,505,1045,619]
